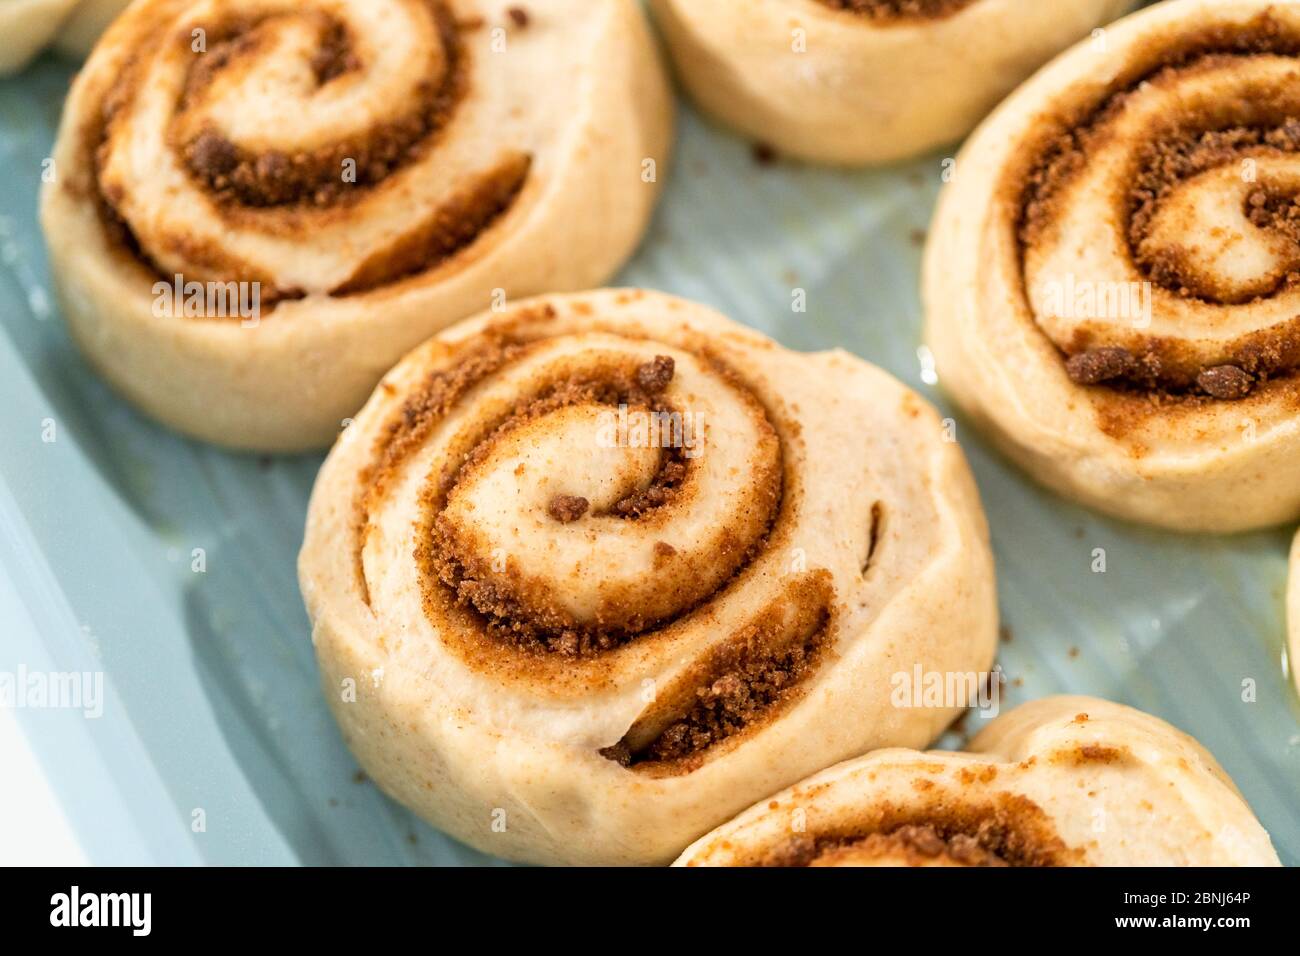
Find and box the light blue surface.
[0,53,1296,866]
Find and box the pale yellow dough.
[675,696,1281,866]
[41,0,673,450]
[924,0,1300,531]
[298,288,997,866]
[649,0,1134,165]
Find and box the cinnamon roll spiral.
[648,0,1134,165]
[675,696,1281,866]
[40,0,673,450]
[297,289,996,865]
[924,0,1300,531]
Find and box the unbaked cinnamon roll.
[675,696,1281,866]
[648,0,1134,165]
[298,288,997,866]
[924,0,1300,531]
[40,0,673,450]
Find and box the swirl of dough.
[675,696,1281,866]
[648,0,1135,165]
[40,0,673,449]
[298,289,997,865]
[924,0,1300,530]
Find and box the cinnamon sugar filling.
[1015,14,1300,400]
[817,0,976,22]
[356,332,787,660]
[344,320,842,771]
[332,153,530,295]
[420,360,714,656]
[601,573,833,770]
[178,3,462,206]
[1129,120,1300,305]
[809,825,1009,867]
[86,0,529,309]
[755,793,1075,868]
[350,320,833,762]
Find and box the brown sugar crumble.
[635,354,675,393]
[639,638,821,764]
[1066,347,1136,385]
[1246,183,1300,248]
[1196,364,1254,400]
[1050,743,1129,767]
[546,494,589,523]
[309,21,361,83]
[1130,120,1300,305]
[759,792,1074,867]
[811,825,1010,867]
[1077,744,1122,764]
[605,576,832,769]
[611,456,687,518]
[817,0,976,21]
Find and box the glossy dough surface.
[298,288,997,865]
[40,0,673,450]
[675,696,1281,866]
[924,0,1300,530]
[649,0,1134,165]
